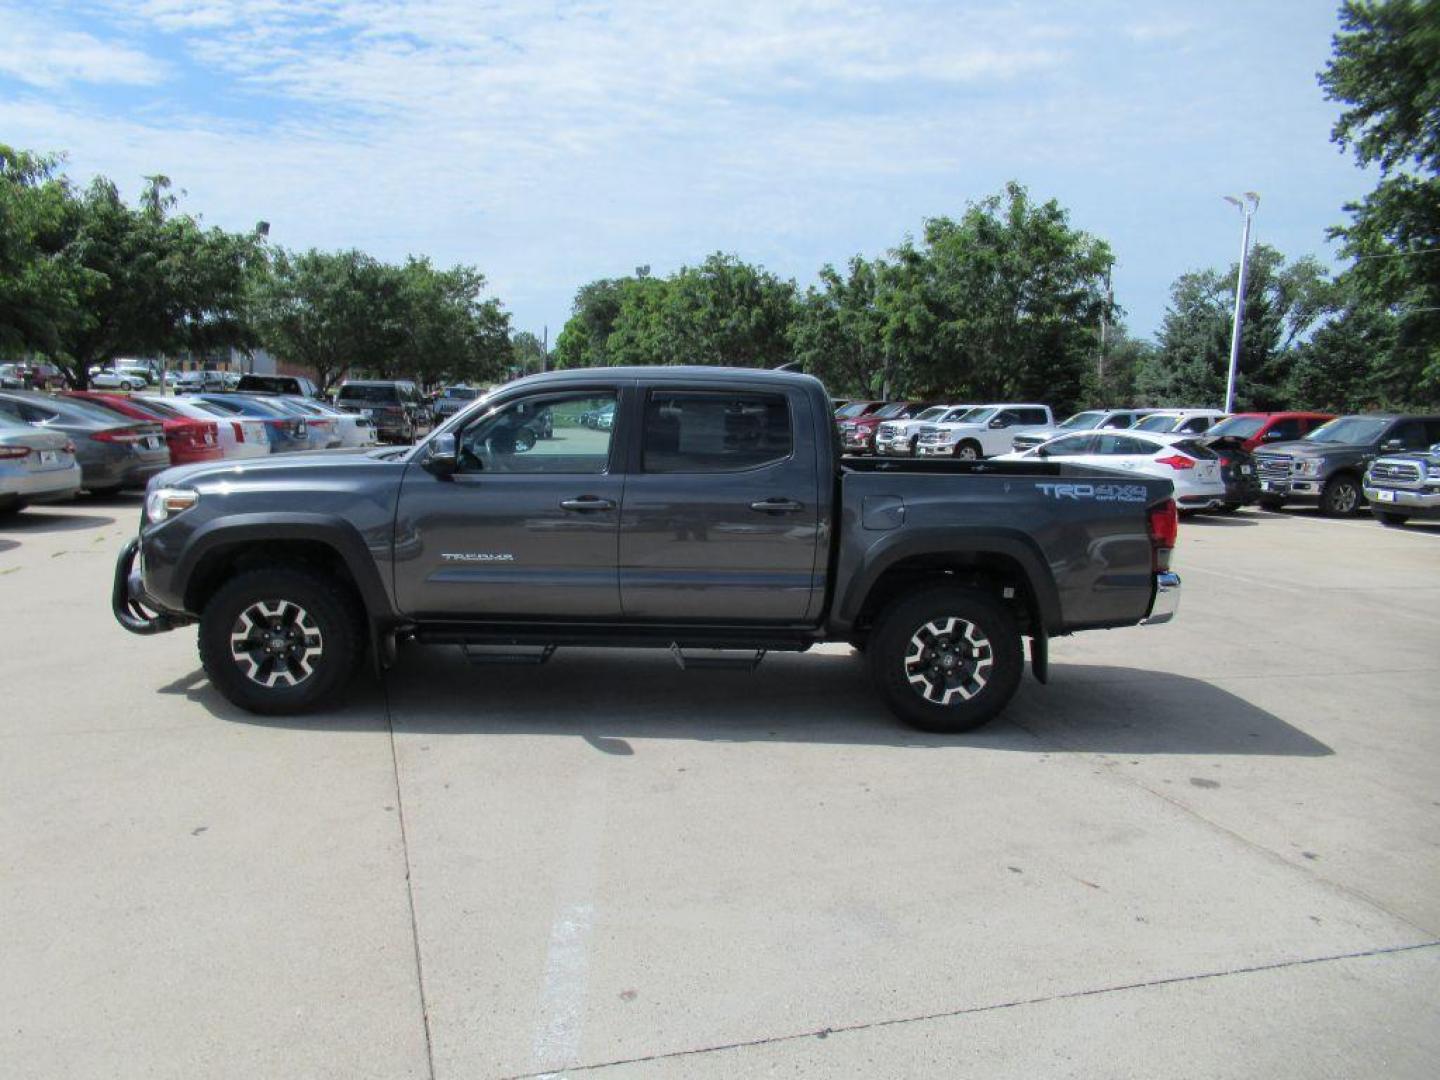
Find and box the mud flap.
[1028,630,1049,684]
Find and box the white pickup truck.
[915,404,1054,460]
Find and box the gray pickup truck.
[114,367,1181,733]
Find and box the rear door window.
[1042,434,1095,455]
[1095,434,1154,456]
[642,391,792,473]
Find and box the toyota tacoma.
[114,368,1180,733]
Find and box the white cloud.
[0,4,168,88]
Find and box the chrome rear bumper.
[1141,571,1181,625]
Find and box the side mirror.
[423,433,459,477]
[1263,429,1284,440]
[1381,438,1404,452]
[1036,446,1050,458]
[988,417,1008,429]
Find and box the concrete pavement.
[2,498,1437,1078]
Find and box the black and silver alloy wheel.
[870,586,1023,733]
[1321,475,1361,516]
[229,600,324,688]
[903,616,993,705]
[199,567,362,715]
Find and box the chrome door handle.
[559,497,616,512]
[750,498,804,514]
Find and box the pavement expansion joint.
[498,940,1440,1079]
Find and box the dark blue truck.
[114,367,1181,732]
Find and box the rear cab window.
[642,391,793,473]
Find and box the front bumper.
[874,439,913,456]
[1140,571,1181,625]
[1257,477,1324,504]
[915,443,956,457]
[112,537,194,635]
[1363,484,1440,518]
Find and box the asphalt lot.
[3,498,1438,1079]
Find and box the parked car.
[431,385,483,424]
[335,380,425,443]
[875,405,979,457]
[1009,408,1156,454]
[114,366,1181,730]
[839,401,937,455]
[61,391,223,466]
[1201,412,1336,453]
[0,364,25,389]
[0,413,81,514]
[176,370,228,393]
[1363,444,1440,527]
[997,429,1227,513]
[285,398,378,448]
[915,404,1054,459]
[140,396,270,460]
[1255,413,1440,515]
[263,396,342,450]
[92,367,150,391]
[236,374,321,398]
[188,393,314,453]
[0,391,169,493]
[1131,409,1229,436]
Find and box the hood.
[1255,439,1370,459]
[150,446,405,490]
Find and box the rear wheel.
[198,568,362,714]
[1377,511,1409,527]
[1320,474,1362,516]
[869,587,1023,733]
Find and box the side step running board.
[461,644,557,666]
[670,644,767,671]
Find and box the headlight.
[145,486,199,524]
[1295,459,1322,476]
[1427,466,1440,482]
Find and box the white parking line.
[1251,509,1440,539]
[531,762,610,1074]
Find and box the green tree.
[875,182,1115,411]
[1137,245,1332,408]
[552,277,633,368]
[510,330,547,376]
[790,257,890,396]
[1319,0,1440,399]
[1084,326,1156,407]
[604,254,797,368]
[391,257,510,388]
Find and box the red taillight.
[1217,456,1231,467]
[231,421,245,443]
[0,446,29,460]
[1156,454,1195,470]
[1148,499,1178,573]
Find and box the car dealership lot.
[2,502,1438,1079]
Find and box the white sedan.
[996,429,1228,512]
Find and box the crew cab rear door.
[393,385,627,618]
[618,382,823,621]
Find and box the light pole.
[1221,192,1259,414]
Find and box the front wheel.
[869,587,1023,733]
[955,441,982,461]
[1320,475,1361,516]
[198,568,362,714]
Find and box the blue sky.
[1,1,1368,344]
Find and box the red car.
[62,391,223,465]
[1204,411,1336,452]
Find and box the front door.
[618,385,823,622]
[394,388,626,619]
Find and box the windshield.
[1304,417,1388,445]
[834,402,875,418]
[1206,415,1265,439]
[1058,411,1104,430]
[870,403,907,419]
[911,407,947,422]
[338,384,401,403]
[954,407,996,425]
[1134,414,1180,432]
[443,387,479,400]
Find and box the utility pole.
[542,325,549,373]
[1222,192,1259,414]
[1098,267,1113,394]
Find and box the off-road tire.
[869,586,1023,733]
[198,567,362,715]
